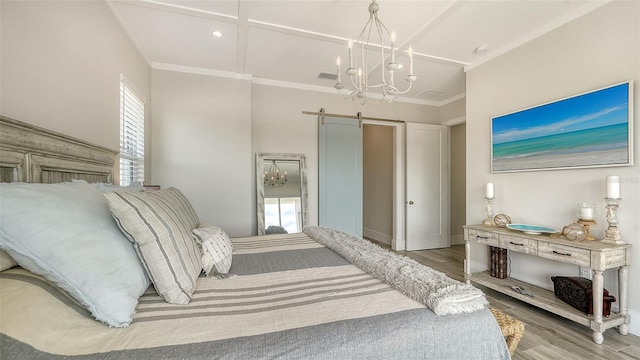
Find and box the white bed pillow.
[0,180,150,327]
[192,225,233,277]
[104,188,202,305]
[0,249,17,271]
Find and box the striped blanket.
[0,233,509,359]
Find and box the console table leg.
[618,265,629,335]
[592,270,605,344]
[592,331,604,345]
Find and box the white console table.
[464,224,631,344]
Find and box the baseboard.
[451,234,464,245]
[628,309,639,336]
[363,227,392,245]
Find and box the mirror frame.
[256,152,309,235]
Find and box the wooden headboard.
[0,116,118,184]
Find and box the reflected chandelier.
[264,160,287,187]
[334,0,416,104]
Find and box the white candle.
[390,31,396,63]
[348,39,353,69]
[485,183,494,199]
[336,56,341,82]
[580,207,594,220]
[408,46,414,74]
[606,175,620,199]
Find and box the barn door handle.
[408,201,414,205]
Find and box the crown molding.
[441,116,466,126]
[152,62,253,81]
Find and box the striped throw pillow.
[105,188,201,305]
[192,225,233,277]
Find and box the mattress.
[0,232,510,359]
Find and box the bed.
[0,116,511,359]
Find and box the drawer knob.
[510,242,524,246]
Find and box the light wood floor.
[373,241,640,360]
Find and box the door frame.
[362,120,406,251]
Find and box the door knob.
[408,201,414,205]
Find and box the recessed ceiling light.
[474,45,489,55]
[212,31,223,38]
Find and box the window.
[119,76,145,186]
[264,197,302,233]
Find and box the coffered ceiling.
[108,0,608,105]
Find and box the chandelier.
[264,161,287,187]
[334,0,416,104]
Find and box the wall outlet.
[579,266,592,280]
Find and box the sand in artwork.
[493,148,629,172]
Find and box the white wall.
[466,1,639,335]
[440,98,466,123]
[0,0,151,180]
[151,69,252,237]
[450,123,466,245]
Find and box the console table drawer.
[502,235,537,255]
[468,229,500,246]
[538,242,590,267]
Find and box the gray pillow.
[0,180,150,327]
[104,188,201,304]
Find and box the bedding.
[0,232,510,359]
[0,180,150,327]
[105,188,202,305]
[192,224,233,277]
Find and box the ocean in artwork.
[492,123,629,171]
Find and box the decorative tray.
[506,223,559,235]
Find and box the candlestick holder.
[482,197,495,226]
[576,219,596,241]
[575,202,596,240]
[601,198,624,244]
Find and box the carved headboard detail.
[0,116,118,184]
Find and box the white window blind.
[119,78,145,186]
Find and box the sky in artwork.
[492,83,629,145]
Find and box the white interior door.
[319,116,363,237]
[406,123,449,250]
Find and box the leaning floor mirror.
[256,153,309,235]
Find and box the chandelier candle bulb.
[606,175,620,199]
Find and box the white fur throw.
[303,226,488,315]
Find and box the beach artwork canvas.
[491,82,633,173]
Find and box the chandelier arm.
[373,17,388,95]
[394,81,414,95]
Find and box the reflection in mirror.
[256,153,308,235]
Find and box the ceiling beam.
[113,0,239,23]
[235,2,249,74]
